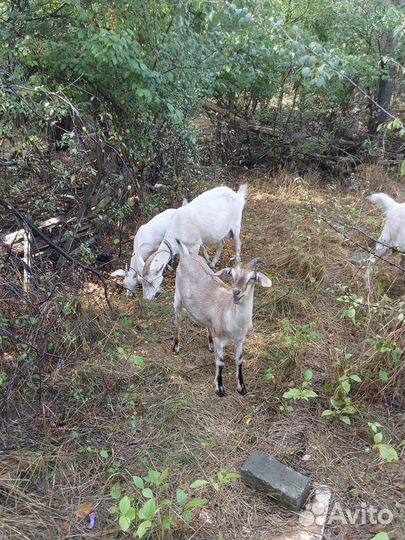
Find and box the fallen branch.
[0,199,113,309]
[203,101,282,137]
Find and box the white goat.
[173,254,272,396]
[141,184,248,300]
[365,193,405,286]
[111,200,187,296]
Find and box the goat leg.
[214,340,225,397]
[235,339,247,395]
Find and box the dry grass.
[1,165,404,540]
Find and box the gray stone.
[349,252,370,266]
[241,451,312,511]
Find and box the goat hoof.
[237,384,247,395]
[215,386,225,397]
[173,342,180,354]
[208,341,214,353]
[208,261,215,269]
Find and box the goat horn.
[249,258,265,267]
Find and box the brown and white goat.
[173,254,272,396]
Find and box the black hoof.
[237,384,247,395]
[215,387,225,397]
[208,341,214,353]
[173,342,180,353]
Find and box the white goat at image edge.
[365,192,405,285]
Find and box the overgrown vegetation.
[1,1,405,539]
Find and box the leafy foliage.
[110,468,239,537]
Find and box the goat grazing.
[141,184,248,300]
[365,193,405,286]
[173,254,272,396]
[111,200,187,296]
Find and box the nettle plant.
[338,289,365,326]
[280,320,322,348]
[281,370,319,412]
[366,337,403,385]
[110,469,240,537]
[322,349,361,425]
[368,422,399,464]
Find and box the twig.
[0,199,113,309]
[316,210,405,273]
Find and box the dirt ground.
[1,165,404,540]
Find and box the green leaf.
[212,481,219,492]
[129,355,145,367]
[111,482,121,500]
[282,388,302,399]
[139,498,156,520]
[162,516,173,530]
[264,368,274,381]
[119,514,131,532]
[314,76,325,87]
[370,532,390,540]
[378,444,398,463]
[136,520,151,538]
[341,404,356,414]
[126,507,136,520]
[182,510,193,523]
[132,476,144,489]
[185,497,207,509]
[341,381,351,393]
[302,390,318,398]
[223,472,241,482]
[340,416,351,425]
[190,479,209,489]
[374,432,383,444]
[304,370,313,382]
[349,374,361,383]
[322,409,334,416]
[160,469,170,482]
[99,450,109,459]
[302,67,311,78]
[379,370,389,384]
[142,488,154,499]
[176,488,187,506]
[344,307,356,321]
[147,469,159,484]
[119,496,131,514]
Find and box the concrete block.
[241,451,311,511]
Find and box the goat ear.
[111,269,126,278]
[256,272,272,288]
[137,255,145,270]
[214,267,232,277]
[176,239,190,257]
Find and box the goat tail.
[368,193,398,214]
[237,183,248,203]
